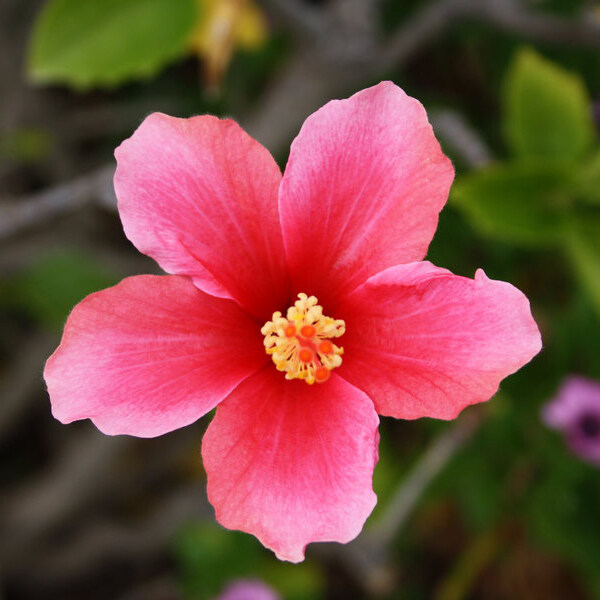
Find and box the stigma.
[261,293,345,384]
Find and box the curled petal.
[45,275,266,437]
[202,369,379,562]
[279,81,454,308]
[338,262,542,420]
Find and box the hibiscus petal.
[202,369,379,562]
[114,113,290,320]
[44,275,266,437]
[279,81,454,308]
[338,262,542,420]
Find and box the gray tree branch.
[0,165,116,242]
[330,408,486,597]
[2,0,597,240]
[469,0,600,47]
[430,109,494,168]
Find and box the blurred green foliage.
[0,128,52,162]
[575,150,600,204]
[453,48,600,317]
[504,49,594,161]
[393,41,600,599]
[2,250,117,331]
[565,212,600,318]
[175,522,323,600]
[529,431,600,598]
[28,0,197,88]
[452,162,572,246]
[444,51,600,595]
[430,390,600,598]
[27,0,270,91]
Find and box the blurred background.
[1,0,600,598]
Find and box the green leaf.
[28,0,196,89]
[564,211,600,317]
[504,48,595,161]
[11,249,117,330]
[451,162,572,246]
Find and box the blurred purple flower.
[542,376,600,466]
[215,579,280,600]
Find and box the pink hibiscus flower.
[44,82,542,562]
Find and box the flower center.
[261,293,345,384]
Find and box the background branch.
[366,408,485,552]
[430,109,494,168]
[0,165,115,242]
[469,0,600,47]
[317,408,486,597]
[3,0,596,238]
[259,0,329,40]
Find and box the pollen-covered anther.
[260,293,345,385]
[298,348,314,363]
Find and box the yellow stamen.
[261,293,345,384]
